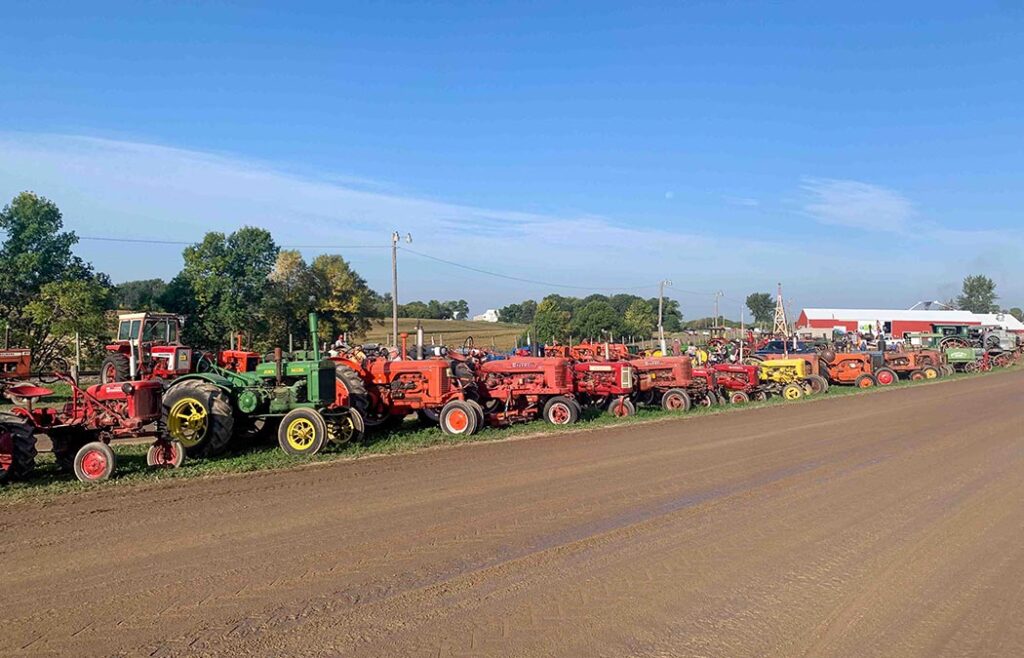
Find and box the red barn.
[796,308,1024,338]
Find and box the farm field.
[3,368,1023,657]
[361,317,528,350]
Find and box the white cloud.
[800,177,915,232]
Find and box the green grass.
[363,318,528,351]
[0,367,1014,504]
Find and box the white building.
[472,309,500,323]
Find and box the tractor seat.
[4,384,54,400]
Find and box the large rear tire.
[100,353,131,384]
[874,368,897,386]
[660,388,691,412]
[161,380,235,458]
[544,396,579,425]
[335,365,370,414]
[0,414,36,484]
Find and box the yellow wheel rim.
[784,386,801,400]
[167,398,208,447]
[925,369,937,379]
[285,417,317,452]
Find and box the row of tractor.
[1,311,1021,485]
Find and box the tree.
[25,279,112,359]
[113,278,168,310]
[264,250,317,346]
[746,292,774,326]
[570,300,623,340]
[956,274,999,314]
[623,299,656,338]
[532,298,571,342]
[499,299,537,324]
[311,253,377,339]
[177,227,279,348]
[650,297,683,332]
[1009,307,1024,322]
[0,191,107,362]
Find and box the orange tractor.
[883,349,948,380]
[820,352,898,388]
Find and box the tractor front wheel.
[162,380,235,458]
[909,369,926,381]
[544,396,579,425]
[278,408,329,456]
[146,441,185,468]
[874,368,898,386]
[465,399,486,429]
[782,383,804,401]
[607,397,636,418]
[660,388,691,412]
[100,353,131,384]
[855,374,876,388]
[327,409,365,446]
[728,391,750,404]
[439,400,479,435]
[0,414,37,484]
[807,374,830,394]
[922,366,940,379]
[73,441,116,482]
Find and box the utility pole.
[391,231,412,349]
[658,279,672,355]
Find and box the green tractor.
[161,313,362,458]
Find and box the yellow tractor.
[757,358,827,401]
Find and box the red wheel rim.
[447,409,469,432]
[859,379,872,388]
[878,371,893,385]
[550,403,570,424]
[154,444,178,466]
[104,364,116,381]
[664,394,683,410]
[81,449,108,479]
[731,393,746,404]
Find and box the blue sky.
[2,1,1022,318]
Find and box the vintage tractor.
[572,361,637,417]
[944,347,983,372]
[710,363,764,404]
[820,352,896,388]
[2,374,183,483]
[757,358,825,400]
[690,366,722,407]
[161,313,361,458]
[1,348,32,381]
[883,349,946,380]
[630,356,695,412]
[544,341,631,362]
[474,356,579,428]
[100,312,198,384]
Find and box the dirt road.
[3,371,1023,657]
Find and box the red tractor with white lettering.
[572,361,638,417]
[1,374,183,483]
[630,356,695,412]
[100,312,199,384]
[710,363,764,403]
[474,356,579,428]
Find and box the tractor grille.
[318,367,336,404]
[134,387,161,420]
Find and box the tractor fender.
[166,372,236,393]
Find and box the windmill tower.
[772,282,789,337]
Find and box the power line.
[78,235,389,249]
[398,246,658,292]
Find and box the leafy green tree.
[532,298,571,342]
[956,274,999,313]
[176,227,279,348]
[311,253,377,339]
[400,301,433,319]
[1009,307,1024,322]
[264,250,317,347]
[650,297,683,332]
[623,299,656,337]
[499,299,537,324]
[113,278,168,310]
[570,300,623,339]
[746,292,774,326]
[0,191,108,362]
[25,279,112,362]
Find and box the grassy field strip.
[1,367,1013,504]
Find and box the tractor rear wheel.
[808,374,830,393]
[874,368,898,386]
[440,400,479,435]
[0,414,36,484]
[660,388,691,412]
[465,399,486,429]
[146,440,185,468]
[73,441,116,482]
[782,383,804,401]
[100,353,131,384]
[544,396,579,425]
[334,365,370,415]
[728,391,750,404]
[161,380,235,458]
[607,397,636,418]
[278,408,329,456]
[855,374,876,388]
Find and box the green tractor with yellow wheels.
[161,313,362,458]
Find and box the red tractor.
[690,366,722,407]
[630,356,695,412]
[711,363,764,403]
[1,374,182,483]
[0,348,31,381]
[545,341,631,362]
[100,312,198,384]
[572,361,638,417]
[474,356,579,428]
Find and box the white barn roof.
[800,308,1024,331]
